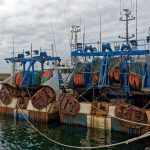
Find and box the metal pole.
[100,12,102,51]
[83,27,85,50]
[13,36,14,58]
[136,0,138,45]
[31,43,32,58]
[149,27,150,50]
[12,36,15,85]
[126,12,129,44]
[51,44,54,57]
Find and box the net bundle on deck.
[129,61,145,90]
[15,70,53,87]
[108,57,120,83]
[91,57,102,85]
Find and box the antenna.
[80,16,82,39]
[11,36,16,85]
[131,0,133,12]
[13,36,14,58]
[136,0,138,44]
[64,10,71,46]
[83,26,85,50]
[99,12,102,51]
[31,43,32,58]
[120,0,122,15]
[147,27,150,49]
[51,44,54,57]
[71,25,81,49]
[49,14,57,56]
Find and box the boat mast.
[148,27,150,50]
[136,0,138,45]
[11,36,16,85]
[83,26,85,50]
[99,12,102,52]
[70,25,81,64]
[71,25,81,49]
[119,8,135,45]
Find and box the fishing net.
[73,62,85,73]
[146,55,150,71]
[91,57,102,84]
[15,71,43,87]
[41,70,53,84]
[129,61,145,90]
[108,57,120,83]
[84,62,92,86]
[130,62,145,76]
[108,57,120,71]
[69,62,85,88]
[92,57,102,73]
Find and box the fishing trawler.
[0,47,62,122]
[58,8,150,134]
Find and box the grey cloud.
[0,0,150,72]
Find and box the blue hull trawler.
[58,8,150,134]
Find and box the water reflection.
[0,115,149,150]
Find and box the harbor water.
[0,115,149,150]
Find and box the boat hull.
[0,97,59,123]
[59,102,150,134]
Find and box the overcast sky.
[0,0,150,72]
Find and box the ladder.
[98,55,109,88]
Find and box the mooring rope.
[16,103,150,149]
